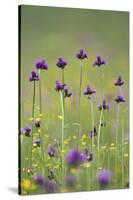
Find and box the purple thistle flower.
[21,126,32,137]
[76,48,88,59]
[98,99,109,111]
[87,152,93,161]
[35,119,40,128]
[96,169,112,186]
[83,85,96,96]
[93,56,105,67]
[35,59,48,70]
[29,70,39,81]
[55,80,65,92]
[114,76,124,86]
[66,174,76,187]
[66,149,86,167]
[33,175,45,186]
[115,95,125,103]
[44,180,58,193]
[33,138,41,147]
[47,143,57,157]
[56,57,68,69]
[64,85,72,98]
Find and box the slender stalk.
[90,97,94,150]
[60,90,65,182]
[38,70,45,174]
[78,61,83,148]
[121,119,124,188]
[31,81,36,166]
[62,69,65,123]
[39,70,42,114]
[115,103,120,187]
[97,108,103,153]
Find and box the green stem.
[90,97,94,150]
[60,90,65,182]
[31,81,36,166]
[39,70,42,114]
[97,108,103,153]
[38,70,45,174]
[62,69,65,123]
[78,61,83,148]
[115,103,120,187]
[121,119,124,188]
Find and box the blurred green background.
[20,5,129,141]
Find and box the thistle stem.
[97,108,103,174]
[62,69,65,123]
[90,97,94,150]
[115,103,120,187]
[39,70,42,114]
[38,70,45,174]
[31,81,36,166]
[60,90,65,182]
[78,61,83,148]
[121,119,124,188]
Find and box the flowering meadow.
[19,6,129,195]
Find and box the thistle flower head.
[66,149,86,167]
[96,169,112,186]
[35,59,48,70]
[93,56,105,67]
[29,70,39,81]
[47,143,57,157]
[33,175,45,186]
[21,126,32,137]
[98,99,109,111]
[55,80,65,91]
[115,95,125,103]
[76,48,88,59]
[44,180,58,193]
[83,84,96,96]
[64,85,72,98]
[35,119,40,128]
[33,138,41,147]
[56,57,67,69]
[114,76,124,86]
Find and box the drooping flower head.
[76,48,88,59]
[47,143,57,157]
[44,180,58,193]
[64,85,72,98]
[35,59,48,70]
[114,76,124,86]
[65,149,86,167]
[83,84,96,96]
[56,57,68,69]
[21,126,32,137]
[29,70,39,81]
[115,95,125,103]
[55,80,66,92]
[98,99,109,111]
[93,56,105,67]
[66,174,76,188]
[33,175,45,186]
[96,169,112,186]
[33,138,41,147]
[35,119,40,128]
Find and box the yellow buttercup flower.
[21,179,31,191]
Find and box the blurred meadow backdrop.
[19,5,129,195]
